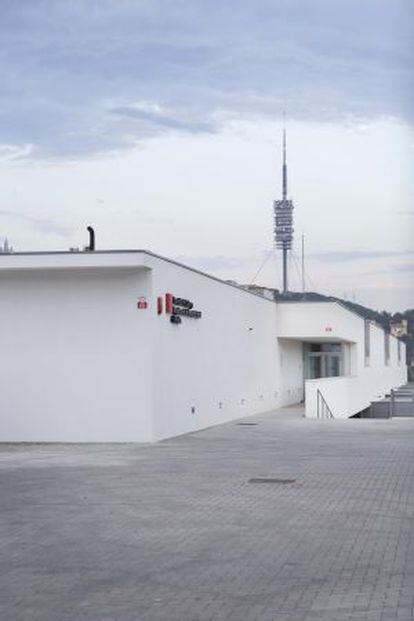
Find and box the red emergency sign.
[137,296,148,309]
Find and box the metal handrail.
[389,389,394,418]
[317,389,334,419]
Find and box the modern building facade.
[0,249,407,442]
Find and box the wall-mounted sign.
[165,292,202,322]
[137,296,148,309]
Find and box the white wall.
[0,252,307,443]
[0,267,154,441]
[149,255,289,441]
[277,301,362,342]
[278,339,304,406]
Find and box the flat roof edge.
[0,249,276,304]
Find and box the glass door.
[308,355,322,379]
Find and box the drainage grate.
[249,477,296,484]
[236,422,258,426]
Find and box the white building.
[0,250,407,442]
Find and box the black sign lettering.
[173,297,193,310]
[170,294,202,320]
[172,307,202,319]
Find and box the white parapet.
[305,372,407,419]
[305,377,353,419]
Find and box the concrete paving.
[1,408,413,621]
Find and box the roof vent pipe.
[86,226,95,251]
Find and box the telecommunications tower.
[273,124,294,293]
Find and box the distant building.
[241,284,277,300]
[0,238,13,253]
[390,320,408,338]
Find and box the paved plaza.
[1,407,413,621]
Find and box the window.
[310,343,341,353]
[323,343,341,353]
[384,331,390,366]
[310,343,321,352]
[364,320,370,366]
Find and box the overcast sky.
[1,0,413,311]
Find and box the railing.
[389,389,395,418]
[388,386,414,418]
[317,389,334,419]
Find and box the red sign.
[165,293,174,314]
[137,296,148,309]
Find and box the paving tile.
[0,409,413,620]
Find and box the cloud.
[0,209,74,237]
[310,250,414,263]
[0,0,412,158]
[362,262,414,276]
[366,263,414,275]
[393,264,414,272]
[109,102,217,134]
[174,254,254,272]
[0,144,34,163]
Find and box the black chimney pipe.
[86,226,95,251]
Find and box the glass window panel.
[309,356,322,379]
[321,343,341,352]
[310,344,322,352]
[364,320,370,366]
[326,355,340,377]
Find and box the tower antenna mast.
[282,119,287,201]
[273,114,294,293]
